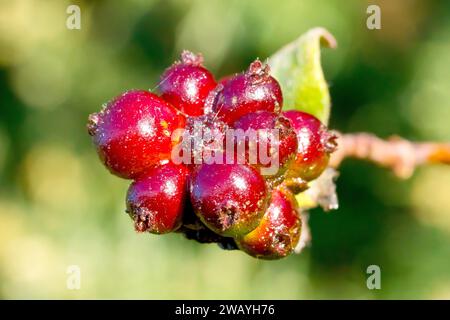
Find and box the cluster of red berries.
[87,51,337,260]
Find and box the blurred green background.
[1,0,449,299]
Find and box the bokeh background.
[1,0,449,299]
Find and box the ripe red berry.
[232,111,298,178]
[159,51,217,116]
[126,162,189,234]
[211,60,283,125]
[87,90,185,179]
[190,162,268,237]
[236,186,302,260]
[88,50,339,258]
[283,110,337,182]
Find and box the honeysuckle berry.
[211,59,283,125]
[190,161,269,237]
[126,162,189,234]
[236,186,302,260]
[87,90,185,179]
[87,49,340,260]
[232,111,298,179]
[159,51,217,116]
[283,110,337,182]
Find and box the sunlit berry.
[190,162,268,237]
[283,110,337,181]
[87,90,185,179]
[126,162,189,234]
[232,111,297,178]
[236,186,301,260]
[160,51,217,116]
[211,59,283,125]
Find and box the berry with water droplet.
[126,162,189,234]
[88,90,185,179]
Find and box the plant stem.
[330,132,450,178]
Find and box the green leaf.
[268,27,336,124]
[269,28,338,212]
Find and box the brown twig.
[330,132,450,179]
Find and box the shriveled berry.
[160,51,217,116]
[190,162,268,237]
[88,90,185,179]
[232,111,297,178]
[236,187,301,260]
[126,162,189,234]
[211,60,283,125]
[283,110,337,182]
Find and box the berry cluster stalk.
[330,132,450,178]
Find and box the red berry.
[126,162,189,234]
[211,60,283,125]
[190,162,268,237]
[159,51,217,116]
[87,90,185,179]
[236,187,302,260]
[283,110,337,182]
[232,111,297,178]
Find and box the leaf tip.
[308,27,337,49]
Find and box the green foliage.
[269,28,338,210]
[269,27,336,124]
